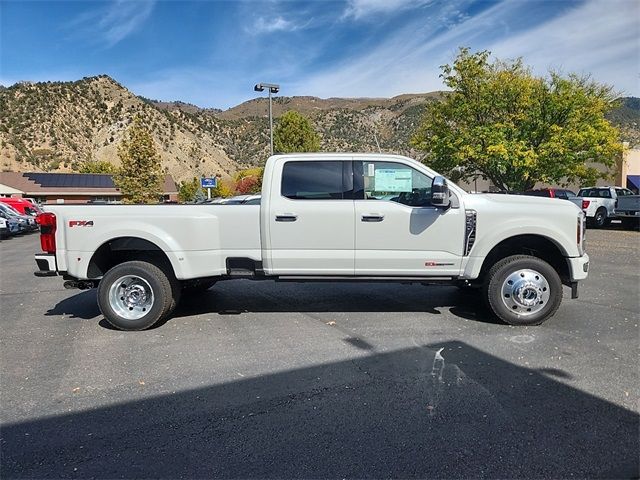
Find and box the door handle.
[361,214,384,222]
[275,214,298,222]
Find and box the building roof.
[0,172,178,196]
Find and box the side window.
[281,161,349,200]
[600,189,612,198]
[359,161,432,207]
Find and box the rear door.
[266,159,355,275]
[353,159,465,276]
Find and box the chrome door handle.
[361,214,384,222]
[275,214,298,222]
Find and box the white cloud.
[251,15,312,35]
[69,0,155,48]
[487,0,639,95]
[293,0,639,99]
[254,16,293,33]
[342,0,432,20]
[292,0,507,97]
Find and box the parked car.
[205,195,261,205]
[0,210,22,235]
[577,186,636,227]
[522,188,582,208]
[615,194,640,230]
[34,153,588,331]
[0,203,37,232]
[0,218,8,238]
[0,197,43,216]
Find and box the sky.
[1,0,638,109]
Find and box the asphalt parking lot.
[1,228,638,479]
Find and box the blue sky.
[1,0,638,108]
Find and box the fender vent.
[464,209,477,256]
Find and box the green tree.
[274,110,321,153]
[411,48,623,191]
[212,179,234,198]
[178,177,202,203]
[114,116,163,203]
[80,160,119,174]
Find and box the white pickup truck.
[578,186,636,227]
[34,153,589,330]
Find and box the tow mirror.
[431,176,450,208]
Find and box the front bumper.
[34,253,58,277]
[567,253,589,281]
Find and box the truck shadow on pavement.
[45,289,100,320]
[172,280,499,325]
[1,341,637,479]
[44,281,502,328]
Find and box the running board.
[276,276,456,283]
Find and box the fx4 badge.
[69,220,94,227]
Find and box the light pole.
[254,82,280,155]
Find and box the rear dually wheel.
[97,261,172,331]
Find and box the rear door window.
[281,161,352,200]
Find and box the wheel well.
[478,235,569,284]
[87,237,175,279]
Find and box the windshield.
[0,204,22,216]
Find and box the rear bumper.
[615,210,640,218]
[567,253,589,281]
[34,253,58,277]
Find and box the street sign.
[201,177,217,188]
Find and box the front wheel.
[484,255,563,326]
[97,261,172,331]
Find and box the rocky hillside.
[0,75,637,183]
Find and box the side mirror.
[431,176,450,208]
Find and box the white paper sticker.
[374,168,412,192]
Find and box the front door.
[267,159,355,275]
[353,159,465,276]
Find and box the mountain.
[0,75,637,183]
[606,97,640,147]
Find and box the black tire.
[97,261,172,331]
[161,265,182,316]
[483,255,562,326]
[593,207,607,228]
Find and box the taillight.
[582,200,590,210]
[36,212,56,254]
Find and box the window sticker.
[374,168,412,192]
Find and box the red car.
[523,188,577,200]
[0,197,43,216]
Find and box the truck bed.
[44,204,262,280]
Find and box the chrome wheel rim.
[500,269,550,316]
[108,275,154,320]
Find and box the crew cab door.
[353,159,465,276]
[265,159,355,275]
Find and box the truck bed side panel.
[44,205,261,280]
